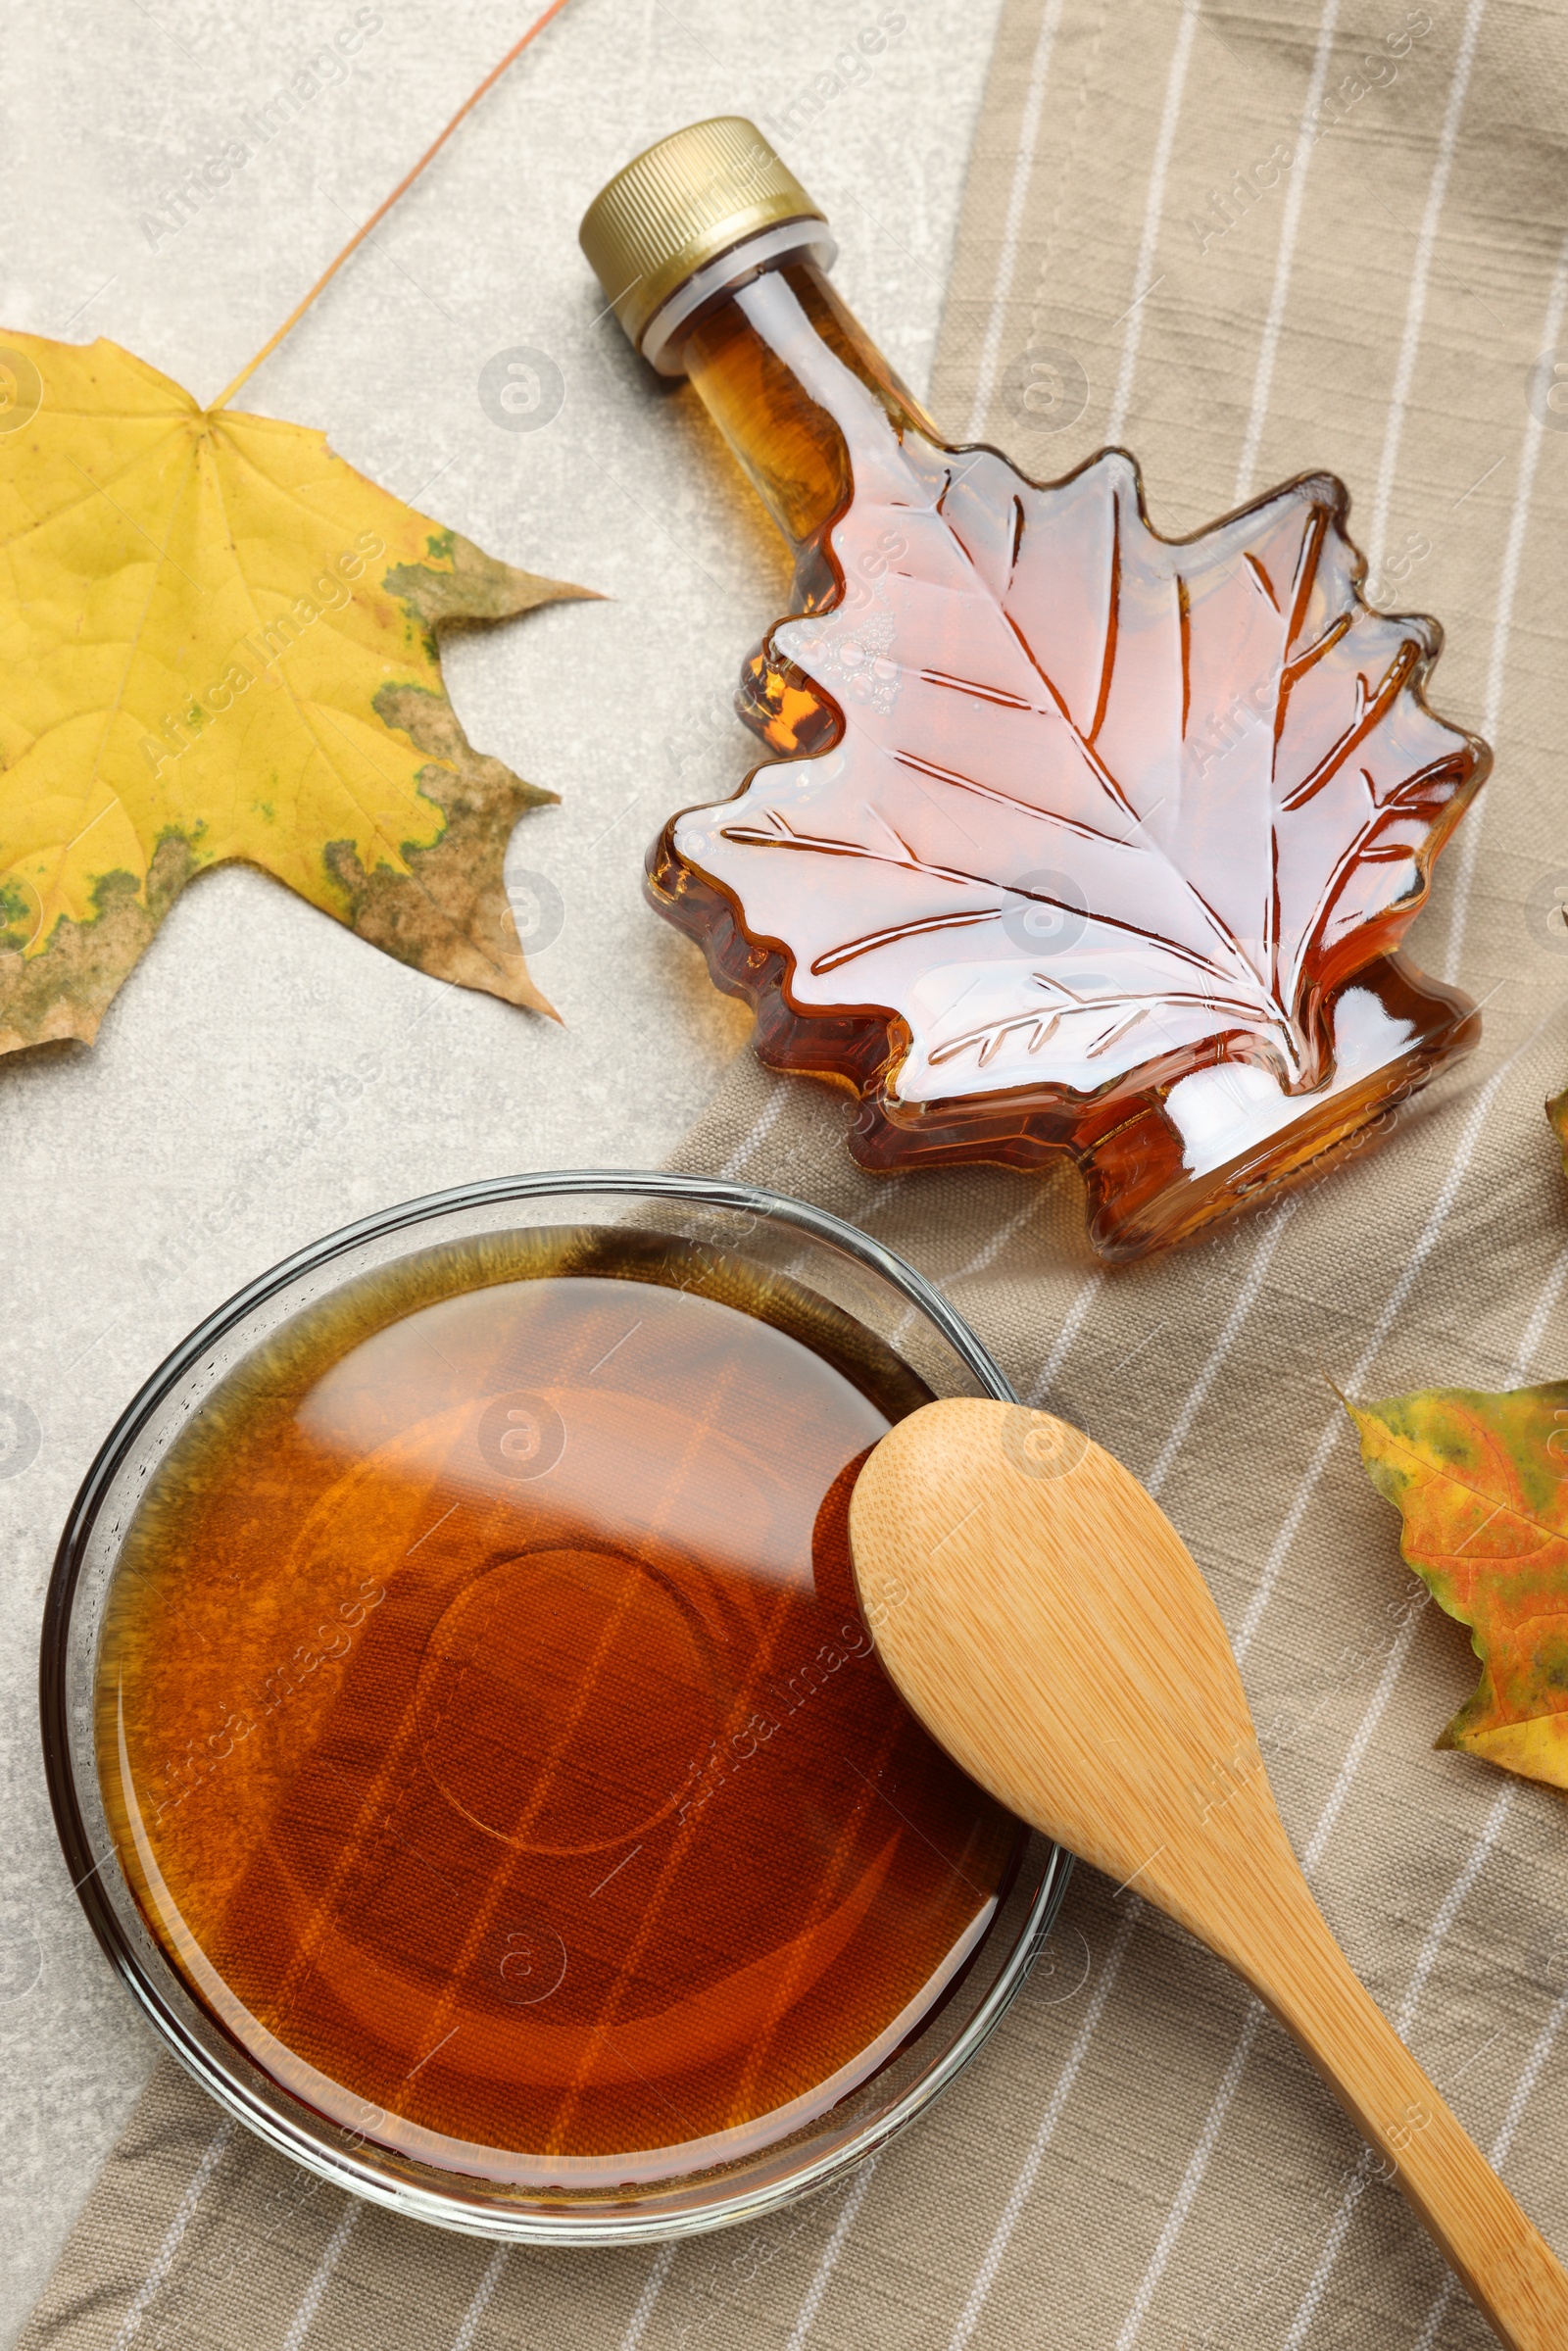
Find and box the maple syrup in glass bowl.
[42,1173,1065,2243]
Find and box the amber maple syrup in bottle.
[580,121,1486,1260]
[98,1227,1022,2187]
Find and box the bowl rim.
[39,1168,1071,2244]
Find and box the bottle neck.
[674,256,939,591]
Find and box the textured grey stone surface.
[0,0,1001,2331]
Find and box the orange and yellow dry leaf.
[1548,1087,1568,1176]
[1349,1382,1568,1788]
[0,330,593,1050]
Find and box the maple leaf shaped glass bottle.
[581,120,1488,1262]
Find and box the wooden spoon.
[849,1397,1568,2351]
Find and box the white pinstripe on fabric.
[1279,1780,1516,2345]
[947,1901,1143,2351]
[889,1192,1044,1351]
[1113,2000,1267,2351]
[1363,0,1488,575]
[1282,2148,1378,2351]
[1233,1040,1531,1670]
[1302,1600,1429,1877]
[1110,1596,1423,2350]
[1514,1237,1568,1382]
[1413,2263,1459,2345]
[1412,1977,1568,2349]
[1145,1199,1298,1498]
[1396,1783,1520,2039]
[1026,1271,1103,1403]
[616,2240,677,2351]
[1104,0,1201,441]
[715,1077,791,1179]
[109,2117,233,2351]
[782,2153,883,2351]
[448,2246,508,2351]
[279,2199,361,2351]
[1491,1987,1568,2177]
[952,1192,1046,1285]
[1443,221,1568,985]
[1232,0,1344,503]
[963,0,1065,441]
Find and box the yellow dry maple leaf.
[0,329,592,1051]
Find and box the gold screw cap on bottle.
[580,118,831,366]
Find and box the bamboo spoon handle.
[1237,1848,1568,2348]
[849,1398,1568,2351]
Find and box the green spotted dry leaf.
[0,330,593,1050]
[1349,1383,1568,1788]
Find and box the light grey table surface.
[0,0,1003,2332]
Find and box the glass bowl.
[40,1172,1067,2245]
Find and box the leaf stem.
[209,0,577,416]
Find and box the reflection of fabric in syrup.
[101,1247,1020,2178]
